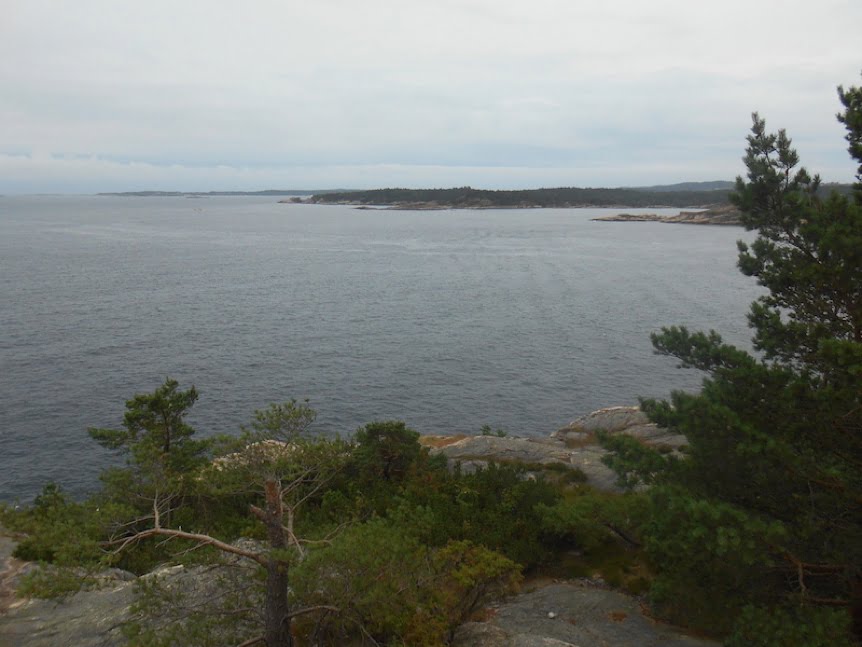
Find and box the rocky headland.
[0,406,707,647]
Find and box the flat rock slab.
[427,405,686,492]
[433,435,573,465]
[0,582,133,647]
[0,542,257,647]
[453,583,717,647]
[428,436,622,492]
[554,406,687,450]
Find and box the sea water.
[0,195,760,502]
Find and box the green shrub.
[352,420,422,484]
[537,491,651,592]
[641,486,789,634]
[397,462,561,568]
[7,483,107,566]
[480,424,507,437]
[539,491,649,552]
[292,519,520,645]
[725,605,854,647]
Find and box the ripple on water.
[0,197,761,501]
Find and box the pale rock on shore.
[424,406,686,492]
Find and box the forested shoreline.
[309,185,732,208]
[307,183,854,210]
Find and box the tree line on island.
[307,182,854,210]
[2,77,861,646]
[309,185,734,208]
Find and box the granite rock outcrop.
[424,406,685,492]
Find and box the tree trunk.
[262,478,292,647]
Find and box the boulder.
[0,573,134,647]
[0,533,263,647]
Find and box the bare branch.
[803,595,850,607]
[286,605,340,620]
[780,547,847,574]
[249,504,267,523]
[105,528,266,566]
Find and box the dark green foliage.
[11,395,578,645]
[596,432,671,490]
[84,379,213,572]
[344,419,446,516]
[6,483,106,567]
[600,78,862,641]
[312,185,731,208]
[351,420,422,484]
[539,491,649,553]
[725,605,854,647]
[338,424,563,568]
[643,485,788,633]
[533,460,589,485]
[838,78,862,200]
[89,378,201,462]
[733,113,862,362]
[537,491,650,592]
[89,378,209,487]
[239,398,317,444]
[397,462,561,568]
[480,424,507,437]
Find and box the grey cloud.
[1,0,860,192]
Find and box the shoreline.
[288,199,725,211]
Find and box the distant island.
[306,184,735,209]
[100,181,854,210]
[98,189,347,197]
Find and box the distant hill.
[633,181,735,192]
[634,180,855,195]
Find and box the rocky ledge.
[422,406,685,492]
[453,582,715,647]
[592,204,742,225]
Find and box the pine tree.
[88,377,204,473]
[602,75,862,645]
[88,377,209,523]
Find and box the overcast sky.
[2,0,860,193]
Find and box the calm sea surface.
[0,195,760,502]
